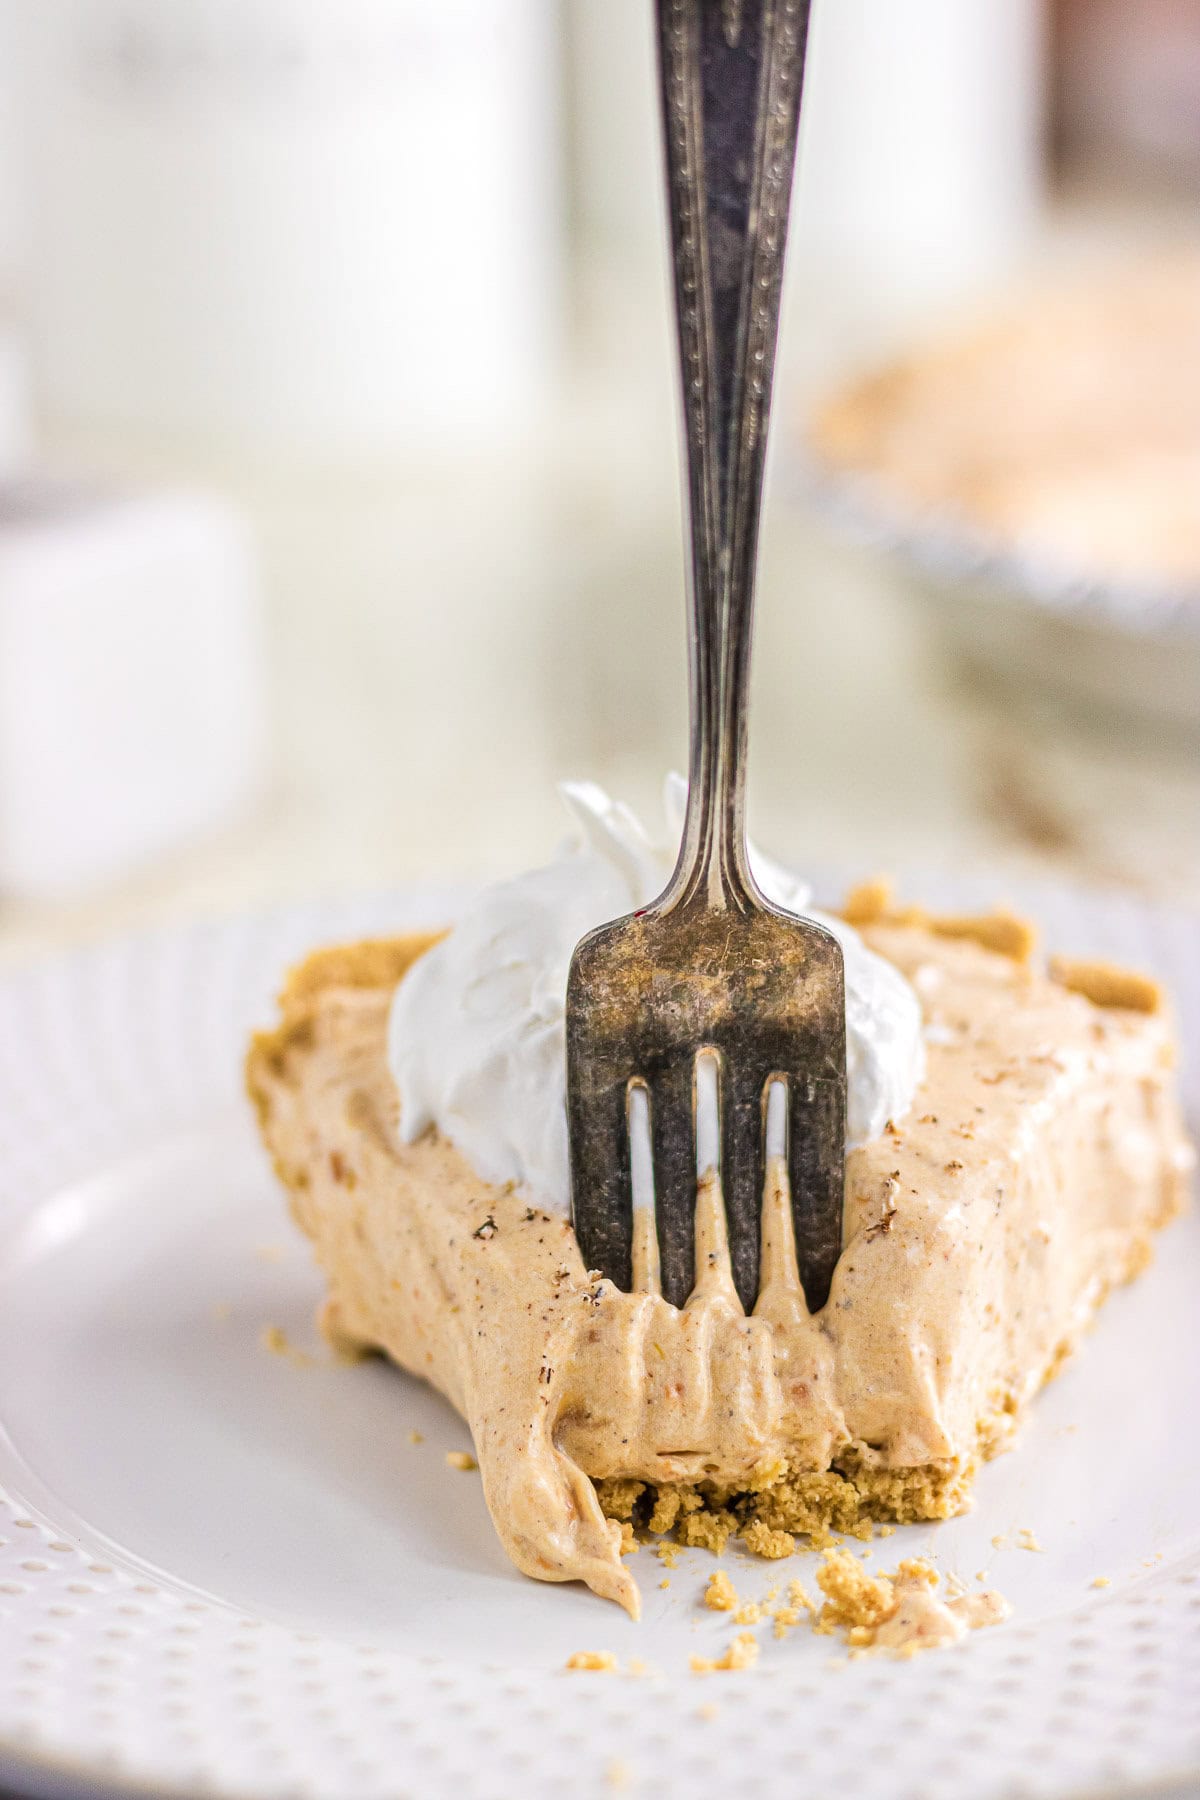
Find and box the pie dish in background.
[801,251,1200,738]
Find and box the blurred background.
[0,0,1196,964]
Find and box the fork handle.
[656,0,813,913]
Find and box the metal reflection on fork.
[565,0,847,1315]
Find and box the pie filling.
[246,902,1192,1618]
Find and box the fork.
[566,0,846,1316]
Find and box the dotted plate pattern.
[0,876,1196,1800]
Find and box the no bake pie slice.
[246,882,1191,1617]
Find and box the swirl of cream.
[388,778,924,1210]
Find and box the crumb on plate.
[690,1633,760,1675]
[704,1570,739,1613]
[259,1324,312,1368]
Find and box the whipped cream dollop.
[389,779,925,1212]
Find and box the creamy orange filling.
[247,922,1191,1615]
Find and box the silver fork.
[566,0,846,1314]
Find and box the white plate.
[0,879,1196,1800]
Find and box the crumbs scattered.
[807,1548,1009,1659]
[697,1702,719,1721]
[991,1534,1008,1550]
[734,1602,764,1625]
[658,1578,671,1590]
[690,1633,760,1675]
[704,1570,739,1613]
[260,1324,313,1368]
[445,1451,477,1472]
[1091,1576,1111,1589]
[1016,1528,1044,1553]
[565,1654,650,1681]
[606,1760,632,1791]
[408,1429,424,1445]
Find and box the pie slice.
[246,899,1191,1617]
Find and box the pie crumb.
[566,1651,618,1672]
[690,1632,760,1675]
[697,1703,719,1721]
[809,1548,1008,1656]
[704,1570,739,1612]
[446,1450,477,1472]
[260,1324,312,1368]
[1091,1576,1111,1589]
[1016,1528,1043,1553]
[606,1760,631,1790]
[408,1429,423,1445]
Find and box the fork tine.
[691,1167,739,1306]
[757,1077,801,1299]
[689,1052,739,1308]
[567,1055,633,1291]
[652,1055,698,1310]
[723,1059,767,1311]
[627,1081,661,1296]
[789,1075,846,1312]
